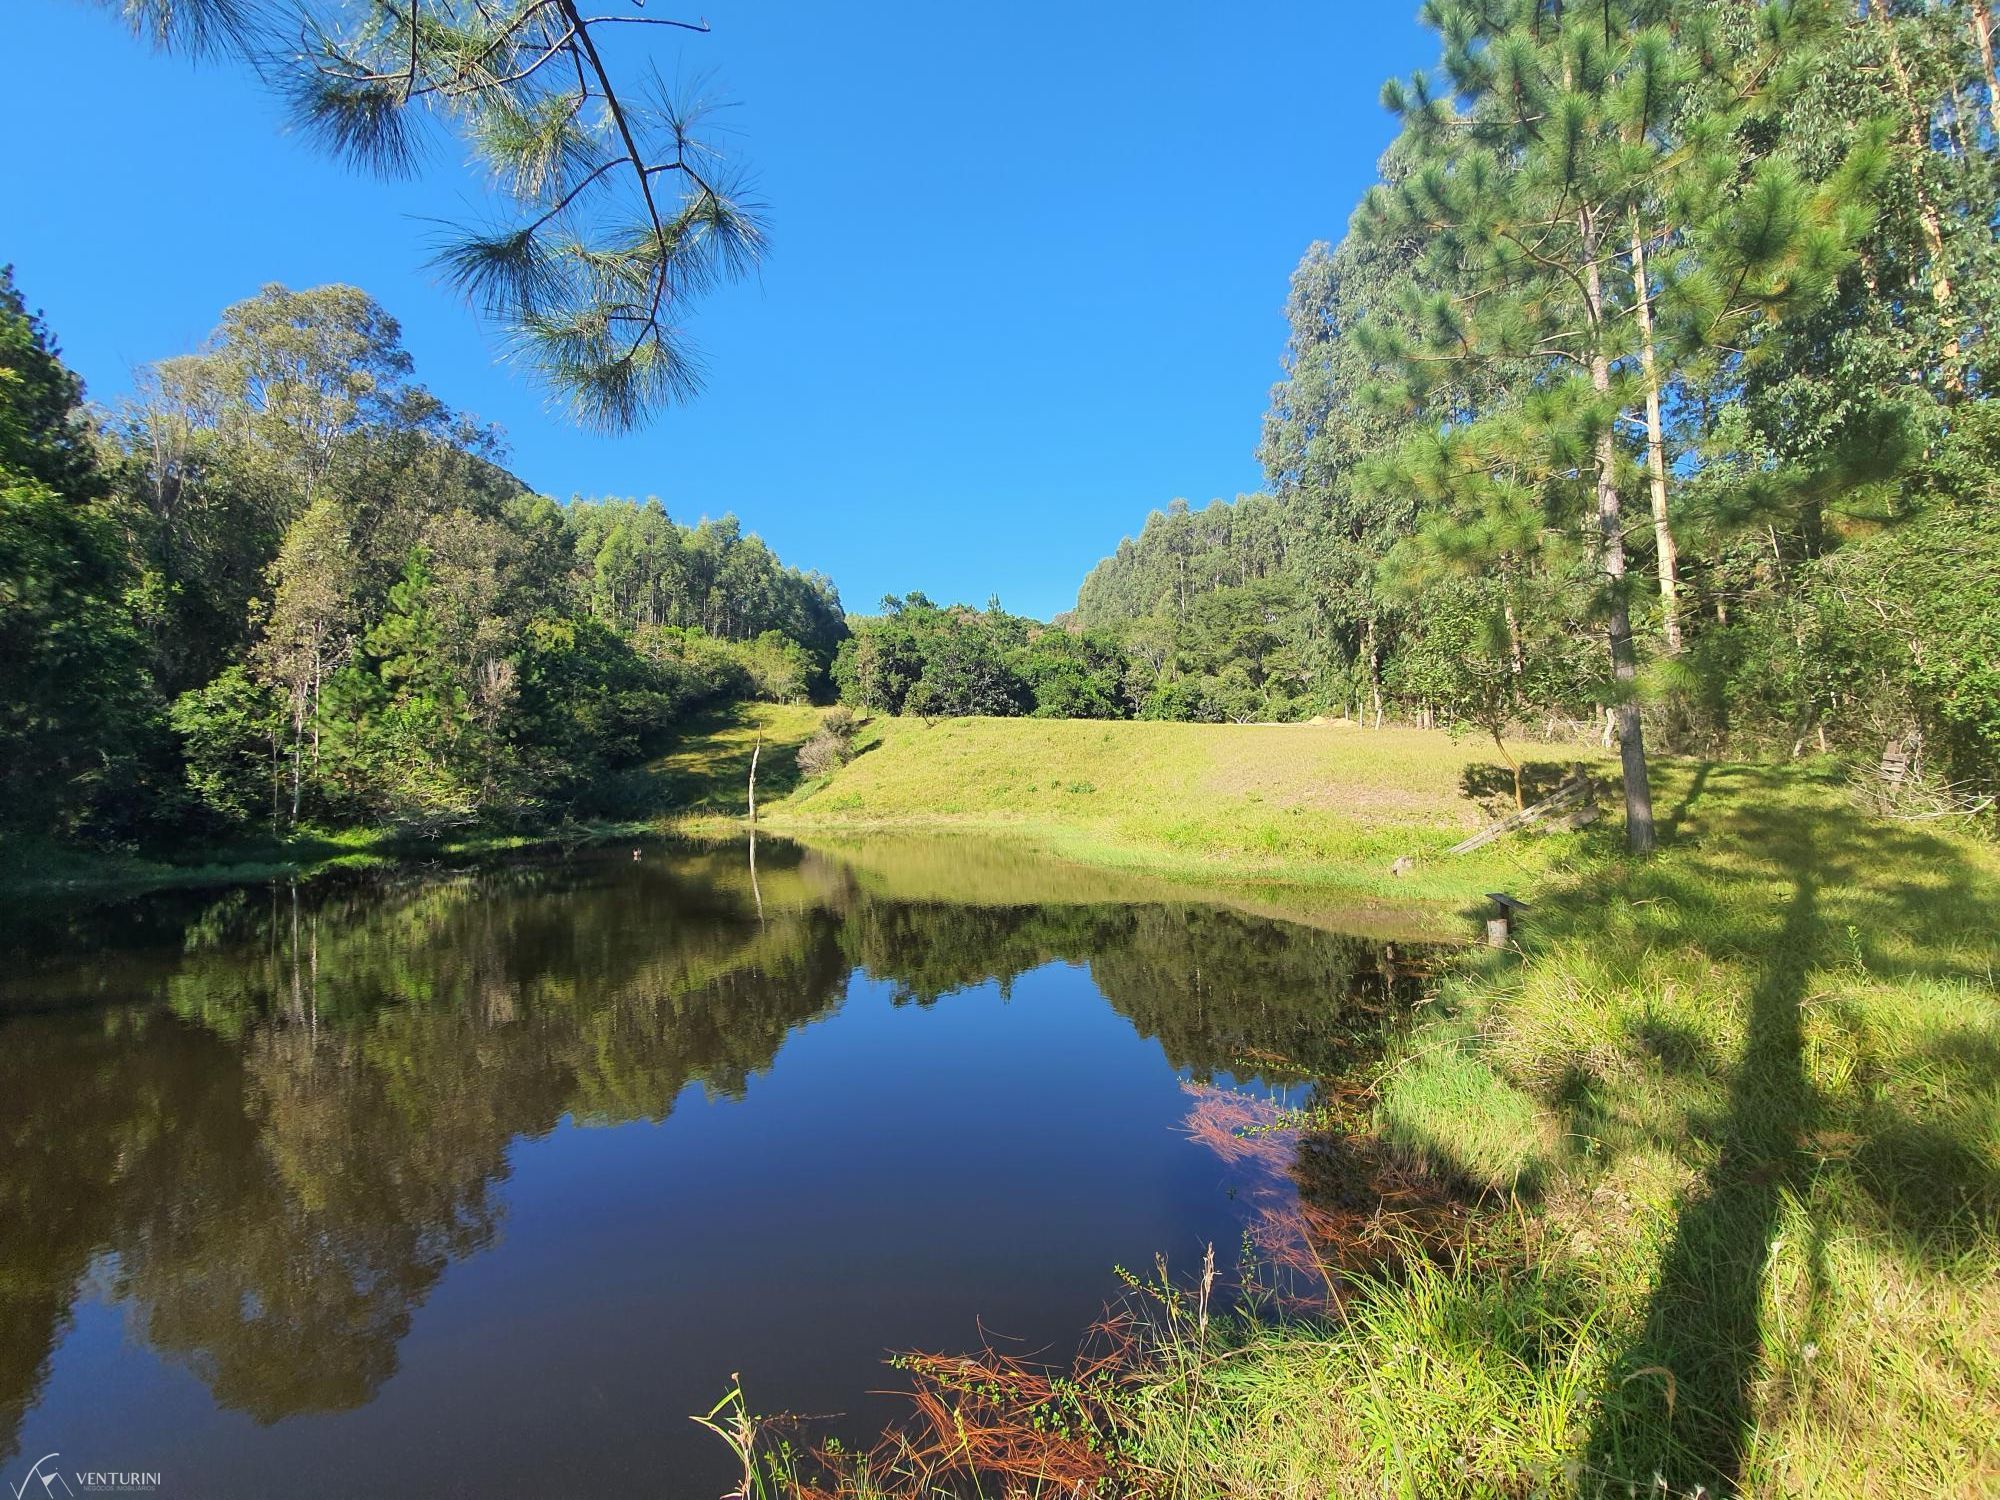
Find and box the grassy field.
[669,704,1611,914]
[7,703,1588,911]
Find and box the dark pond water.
[0,837,1433,1498]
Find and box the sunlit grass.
[1109,759,2000,1497]
[729,714,1610,908]
[706,755,1998,1498]
[649,699,826,815]
[1377,1012,1555,1195]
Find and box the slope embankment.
[672,705,1612,913]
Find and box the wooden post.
[1880,738,1908,789]
[1485,892,1528,949]
[747,732,762,824]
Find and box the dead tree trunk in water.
[747,732,762,824]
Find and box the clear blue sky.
[5,2,1427,619]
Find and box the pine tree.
[1356,0,1881,853]
[100,0,766,431]
[0,268,158,835]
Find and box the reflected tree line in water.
[0,842,1427,1462]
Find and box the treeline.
[1072,0,2000,817]
[0,278,844,841]
[836,590,1303,723]
[838,500,1328,723]
[1071,495,1317,721]
[835,594,1134,720]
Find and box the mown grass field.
[668,704,1611,914]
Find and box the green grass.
[710,712,1609,911]
[1117,1254,1604,1499]
[1377,1012,1556,1195]
[18,707,1994,1494]
[648,699,828,815]
[1111,759,2000,1498]
[7,706,1585,910]
[663,714,1994,1495]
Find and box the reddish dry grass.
[1180,1081,1474,1303]
[882,1341,1124,1491]
[786,1321,1137,1497]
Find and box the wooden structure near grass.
[1447,774,1598,855]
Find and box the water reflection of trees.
[0,840,1428,1459]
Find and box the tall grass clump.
[1377,1010,1555,1195]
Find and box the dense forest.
[859,0,1999,832]
[0,277,843,843]
[831,498,1313,725]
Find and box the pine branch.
[99,0,762,431]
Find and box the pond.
[0,837,1440,1498]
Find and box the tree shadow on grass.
[1660,760,1713,841]
[1582,858,1816,1492]
[645,704,814,815]
[1574,767,2000,1493]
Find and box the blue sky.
[5,2,1427,619]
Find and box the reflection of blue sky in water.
[0,838,1432,1498]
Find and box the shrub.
[796,729,848,779]
[171,665,282,827]
[796,708,862,780]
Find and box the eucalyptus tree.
[102,0,765,430]
[1355,0,1880,853]
[1729,0,1999,505]
[1260,230,1431,724]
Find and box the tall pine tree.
[1357,0,1881,853]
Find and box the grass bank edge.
[0,817,661,899]
[1109,758,2000,1498]
[680,706,1606,913]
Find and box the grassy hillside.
[670,707,1614,911]
[11,706,1599,905]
